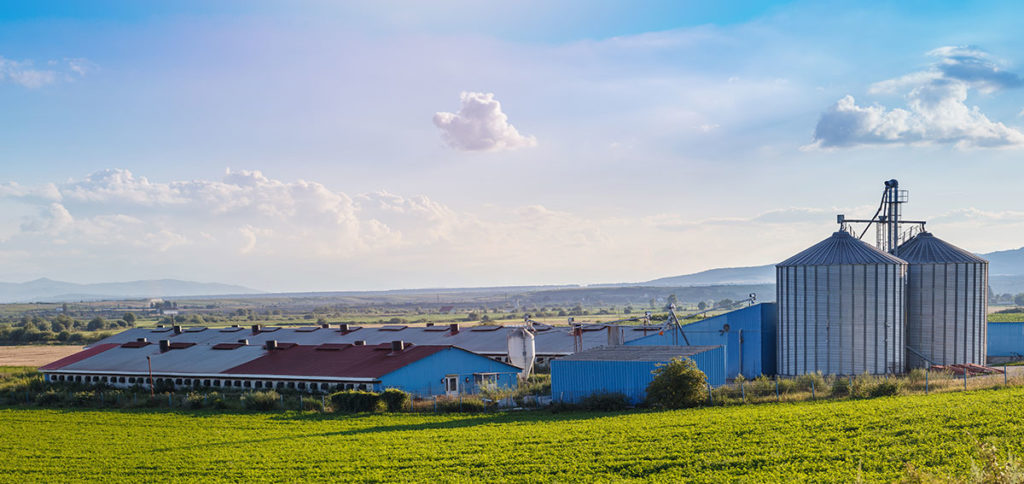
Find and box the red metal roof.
[40,343,120,370]
[222,344,449,378]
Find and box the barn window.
[203,380,211,386]
[297,382,306,390]
[119,377,126,383]
[254,381,263,389]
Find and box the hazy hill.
[641,265,776,287]
[0,278,260,303]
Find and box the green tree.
[1015,293,1024,307]
[697,301,707,311]
[86,317,106,331]
[122,312,137,326]
[646,357,708,409]
[666,294,678,309]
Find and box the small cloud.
[807,46,1024,150]
[433,92,537,152]
[0,55,93,88]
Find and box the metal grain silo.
[898,232,988,368]
[777,231,907,376]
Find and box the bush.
[35,390,62,406]
[830,376,851,397]
[646,357,708,409]
[906,368,927,384]
[72,391,95,407]
[330,391,383,413]
[380,389,410,412]
[184,392,207,409]
[795,372,826,392]
[435,396,487,413]
[579,392,630,411]
[869,380,901,397]
[244,391,282,411]
[301,397,325,412]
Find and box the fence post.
[775,378,780,402]
[168,393,172,407]
[433,395,437,413]
[280,394,285,408]
[811,380,815,400]
[300,396,303,410]
[741,382,746,403]
[322,395,327,410]
[963,369,968,391]
[1005,364,1008,386]
[925,368,929,394]
[707,383,713,405]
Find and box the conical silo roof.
[896,232,987,264]
[777,231,907,267]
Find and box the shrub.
[330,391,383,413]
[795,372,826,392]
[751,375,775,395]
[646,357,708,409]
[244,391,282,411]
[301,397,325,412]
[851,373,875,398]
[380,389,410,412]
[435,396,487,413]
[184,392,207,409]
[906,368,927,384]
[72,391,96,407]
[579,392,630,411]
[869,380,901,397]
[830,376,851,397]
[35,390,62,406]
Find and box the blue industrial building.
[626,303,777,380]
[550,345,725,404]
[988,322,1024,359]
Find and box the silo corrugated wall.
[899,233,988,368]
[777,231,907,376]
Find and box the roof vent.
[251,324,261,334]
[156,324,164,328]
[159,339,170,352]
[339,323,350,332]
[237,339,248,345]
[320,323,330,329]
[265,340,278,351]
[426,322,434,327]
[391,340,406,352]
[231,324,239,328]
[136,337,148,343]
[449,323,460,333]
[173,325,182,335]
[354,340,366,346]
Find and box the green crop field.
[3,387,1024,482]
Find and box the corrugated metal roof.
[93,323,646,356]
[222,344,455,378]
[40,343,119,370]
[777,231,907,267]
[896,232,988,264]
[557,345,721,362]
[55,344,270,375]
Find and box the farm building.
[40,340,520,397]
[90,322,649,368]
[550,345,725,404]
[987,322,1024,360]
[625,303,776,380]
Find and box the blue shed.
[378,346,522,396]
[988,322,1024,358]
[550,345,725,404]
[626,303,777,380]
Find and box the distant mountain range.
[5,246,1024,304]
[0,278,261,303]
[636,246,1024,296]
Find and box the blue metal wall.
[550,346,725,404]
[380,347,521,397]
[989,322,1024,358]
[626,303,777,379]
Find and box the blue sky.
[2,1,1024,291]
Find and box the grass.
[2,387,1024,482]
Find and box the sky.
[2,0,1024,292]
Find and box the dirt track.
[0,345,84,367]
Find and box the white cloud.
[0,56,90,88]
[807,46,1024,149]
[433,92,537,151]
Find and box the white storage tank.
[777,231,907,376]
[898,232,988,368]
